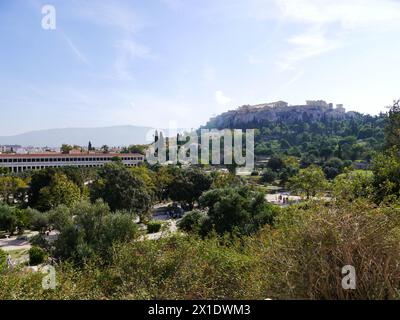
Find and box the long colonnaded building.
[0,152,145,173]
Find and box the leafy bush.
[198,186,279,236]
[107,236,264,299]
[333,170,374,201]
[261,168,277,184]
[27,208,49,233]
[372,147,400,203]
[0,249,7,272]
[178,210,207,233]
[0,204,17,235]
[29,246,47,266]
[53,200,139,264]
[2,199,400,300]
[147,221,162,234]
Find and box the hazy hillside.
[0,126,159,147]
[204,103,386,165]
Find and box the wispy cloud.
[276,0,400,28]
[113,39,153,80]
[215,90,232,105]
[64,35,90,66]
[73,1,142,34]
[278,29,340,70]
[275,0,400,70]
[71,1,152,79]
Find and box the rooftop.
[0,153,144,158]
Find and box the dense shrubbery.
[2,198,400,299]
[147,221,162,234]
[0,235,265,300]
[52,200,139,265]
[252,113,385,163]
[178,210,207,234]
[0,249,6,272]
[90,163,153,221]
[180,186,279,236]
[29,246,47,266]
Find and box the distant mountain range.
[0,126,165,147]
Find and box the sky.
[1,0,400,136]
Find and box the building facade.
[0,153,145,173]
[335,104,346,113]
[306,100,329,108]
[264,101,289,108]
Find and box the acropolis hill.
[205,100,357,129]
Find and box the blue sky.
[1,0,400,135]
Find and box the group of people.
[277,194,290,205]
[166,203,185,219]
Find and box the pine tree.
[385,100,400,149]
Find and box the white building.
[336,104,346,113]
[264,101,288,108]
[306,100,329,108]
[0,145,21,153]
[0,153,145,173]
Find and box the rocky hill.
[205,100,357,129]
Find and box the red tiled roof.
[0,153,144,158]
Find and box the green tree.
[332,170,374,201]
[371,147,400,202]
[168,167,212,209]
[90,163,152,221]
[287,165,329,199]
[0,204,17,235]
[384,99,400,149]
[129,166,157,200]
[48,205,73,231]
[198,186,278,236]
[14,208,29,234]
[261,168,277,184]
[177,210,207,234]
[28,167,86,210]
[121,144,147,155]
[267,156,285,172]
[29,246,47,265]
[0,249,6,272]
[27,208,49,233]
[61,144,73,154]
[0,176,27,205]
[37,173,81,211]
[210,171,242,189]
[101,145,109,153]
[53,200,138,264]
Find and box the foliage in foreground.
[2,199,400,300]
[260,200,400,299]
[29,246,47,266]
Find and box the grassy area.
[8,249,29,260]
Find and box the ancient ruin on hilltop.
[206,100,352,129]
